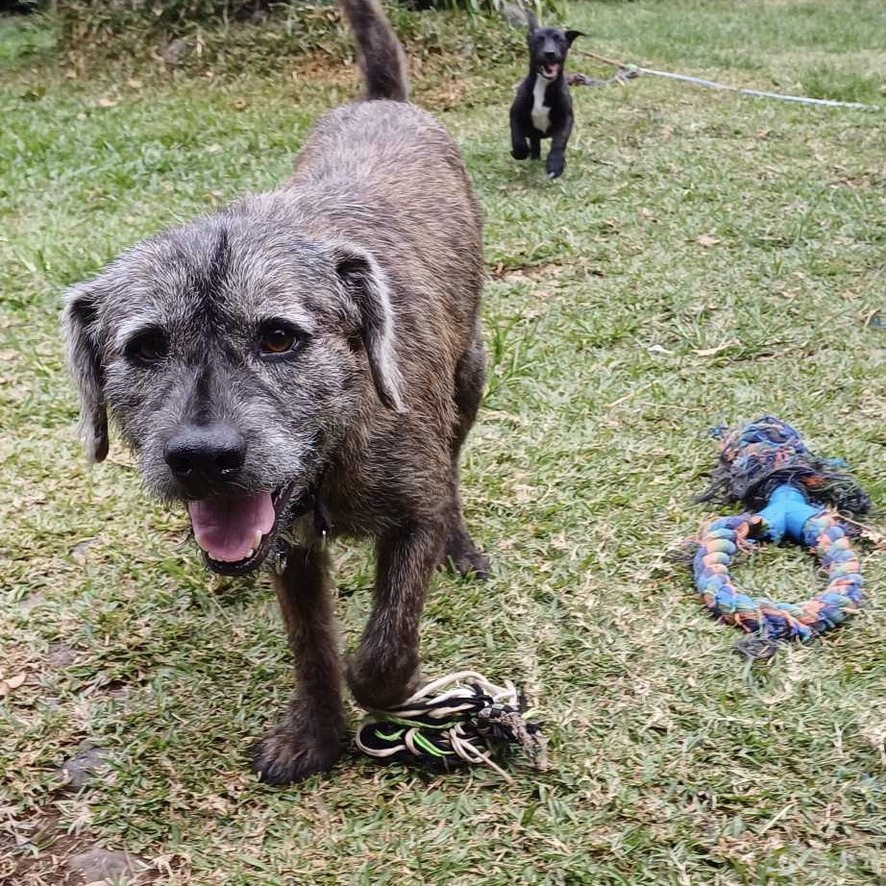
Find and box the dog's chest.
[530,75,551,134]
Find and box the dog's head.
[525,12,583,81]
[63,202,404,575]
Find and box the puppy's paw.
[547,151,566,179]
[252,719,343,785]
[511,143,531,161]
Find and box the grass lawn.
[1,0,885,883]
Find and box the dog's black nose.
[543,50,558,62]
[164,423,246,482]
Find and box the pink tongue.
[188,494,276,563]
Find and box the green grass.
[1,1,885,883]
[0,13,54,65]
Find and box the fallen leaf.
[98,97,118,108]
[21,85,47,102]
[71,538,99,565]
[512,484,533,503]
[198,795,230,815]
[697,234,721,248]
[693,339,740,357]
[0,672,27,696]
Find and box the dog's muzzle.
[187,481,306,576]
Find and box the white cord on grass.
[578,49,882,112]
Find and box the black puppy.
[510,12,583,179]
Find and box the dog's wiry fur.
[510,12,583,179]
[62,0,487,784]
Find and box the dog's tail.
[339,0,409,102]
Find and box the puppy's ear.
[331,246,406,413]
[62,282,110,462]
[525,10,538,33]
[565,30,585,46]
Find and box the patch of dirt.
[489,258,606,284]
[1,823,84,886]
[47,643,76,669]
[0,812,153,886]
[489,260,565,283]
[413,75,467,111]
[68,845,148,884]
[832,169,885,189]
[58,744,113,791]
[285,55,354,90]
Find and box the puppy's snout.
[543,49,558,62]
[164,423,246,483]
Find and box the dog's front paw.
[511,142,531,161]
[252,718,343,785]
[546,158,566,179]
[347,647,419,711]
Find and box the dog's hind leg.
[440,333,489,579]
[252,546,346,784]
[529,134,541,160]
[347,519,443,709]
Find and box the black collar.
[288,477,332,539]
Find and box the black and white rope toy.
[356,671,548,782]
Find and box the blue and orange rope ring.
[692,416,872,642]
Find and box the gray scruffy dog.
[509,11,583,179]
[63,0,488,784]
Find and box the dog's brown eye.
[126,329,168,366]
[259,325,301,356]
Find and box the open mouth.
[187,482,299,576]
[539,62,561,80]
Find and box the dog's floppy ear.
[525,10,538,33]
[62,281,110,462]
[331,246,406,413]
[565,30,585,46]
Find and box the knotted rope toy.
[355,671,548,782]
[692,416,872,651]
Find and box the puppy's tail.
[339,0,409,102]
